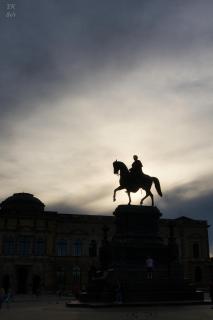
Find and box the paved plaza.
[0,296,213,320]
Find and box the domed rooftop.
[0,193,45,214]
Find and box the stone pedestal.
[86,205,203,302]
[112,205,166,265]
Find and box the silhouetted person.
[5,289,12,309]
[129,155,143,183]
[146,257,154,279]
[114,280,123,304]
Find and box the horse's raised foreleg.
[113,186,125,202]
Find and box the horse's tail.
[152,177,163,197]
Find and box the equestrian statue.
[113,155,162,206]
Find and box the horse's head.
[113,160,128,175]
[113,160,119,174]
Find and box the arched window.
[194,266,202,282]
[193,243,200,259]
[89,240,97,257]
[73,240,82,256]
[56,240,68,256]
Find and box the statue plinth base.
[113,205,161,235]
[86,205,203,303]
[112,205,165,264]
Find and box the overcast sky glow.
[0,0,213,251]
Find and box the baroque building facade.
[0,193,211,295]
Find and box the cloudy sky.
[0,1,213,250]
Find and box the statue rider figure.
[129,155,143,184]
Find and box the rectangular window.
[193,243,200,259]
[19,237,31,256]
[3,238,15,256]
[89,240,97,257]
[34,239,45,256]
[72,266,81,280]
[56,240,68,256]
[73,240,82,256]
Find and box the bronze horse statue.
[113,160,162,206]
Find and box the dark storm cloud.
[173,76,213,103]
[0,0,160,138]
[162,188,213,219]
[47,200,89,215]
[48,183,112,214]
[161,176,213,250]
[1,0,208,124]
